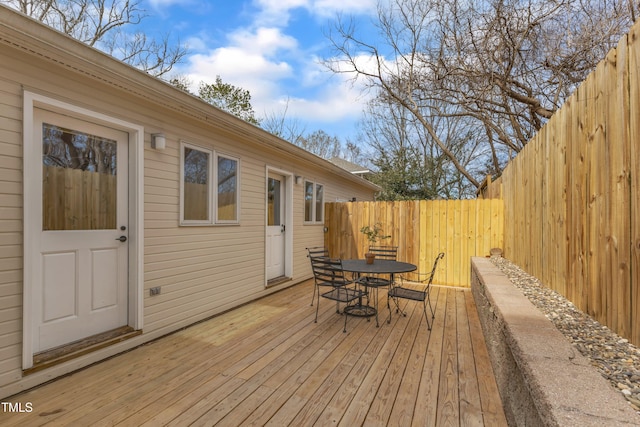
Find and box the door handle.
[116,236,127,242]
[281,224,286,233]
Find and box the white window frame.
[304,180,325,224]
[180,141,213,225]
[180,141,240,225]
[215,152,240,224]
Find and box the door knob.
[116,236,127,242]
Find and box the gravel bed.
[489,256,640,414]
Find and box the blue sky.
[140,0,380,143]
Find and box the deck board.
[436,288,460,426]
[457,289,485,427]
[1,280,507,426]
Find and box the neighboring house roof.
[328,157,371,176]
[0,5,380,192]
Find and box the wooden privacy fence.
[485,20,640,346]
[324,200,503,287]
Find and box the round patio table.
[341,259,417,326]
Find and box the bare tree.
[324,0,637,189]
[2,0,187,76]
[295,130,342,159]
[260,100,369,166]
[342,139,367,166]
[260,98,308,143]
[361,96,483,199]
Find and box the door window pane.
[268,178,281,226]
[217,156,238,221]
[42,123,117,230]
[183,146,210,221]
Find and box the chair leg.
[311,284,316,306]
[387,291,399,324]
[373,287,379,327]
[343,310,348,333]
[426,291,435,319]
[386,290,406,323]
[423,300,432,330]
[388,292,407,317]
[398,299,408,316]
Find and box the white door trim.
[22,91,145,369]
[265,166,293,285]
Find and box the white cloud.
[182,42,376,135]
[268,58,372,123]
[253,0,309,26]
[228,27,298,55]
[186,46,292,99]
[183,25,298,102]
[184,34,208,52]
[285,83,365,122]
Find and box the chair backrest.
[309,257,350,287]
[403,252,445,284]
[425,252,445,284]
[307,246,329,259]
[368,246,398,260]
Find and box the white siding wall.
[0,30,377,396]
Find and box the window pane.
[304,181,313,222]
[315,184,324,223]
[183,147,210,221]
[42,123,117,231]
[268,178,281,226]
[217,156,237,221]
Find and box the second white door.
[266,173,285,280]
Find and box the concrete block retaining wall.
[470,257,638,426]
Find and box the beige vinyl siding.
[0,74,24,388]
[139,103,374,334]
[0,10,378,397]
[144,130,270,333]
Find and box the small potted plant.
[360,223,390,264]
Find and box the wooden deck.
[2,280,507,426]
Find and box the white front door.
[266,173,286,280]
[33,109,129,352]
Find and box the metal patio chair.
[358,245,398,286]
[387,252,445,330]
[367,245,398,261]
[307,247,329,306]
[356,245,398,326]
[310,256,366,333]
